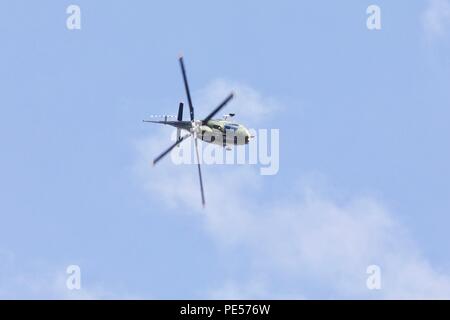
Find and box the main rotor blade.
[179,56,195,121]
[153,133,191,166]
[194,136,206,207]
[202,93,234,123]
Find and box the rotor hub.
[191,120,202,134]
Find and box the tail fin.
[176,102,183,146]
[177,102,184,121]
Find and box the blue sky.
[1,0,450,298]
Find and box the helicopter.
[143,56,252,207]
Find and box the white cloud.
[209,278,270,300]
[136,81,450,299]
[194,79,279,124]
[0,251,112,299]
[137,155,450,298]
[0,268,109,299]
[422,0,450,37]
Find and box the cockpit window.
[224,124,239,131]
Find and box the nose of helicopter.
[244,128,252,144]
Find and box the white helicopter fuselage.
[196,120,251,146]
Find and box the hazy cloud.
[135,82,450,299]
[194,79,279,124]
[422,0,450,37]
[136,148,450,298]
[0,249,115,299]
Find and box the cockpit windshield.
[224,123,239,132]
